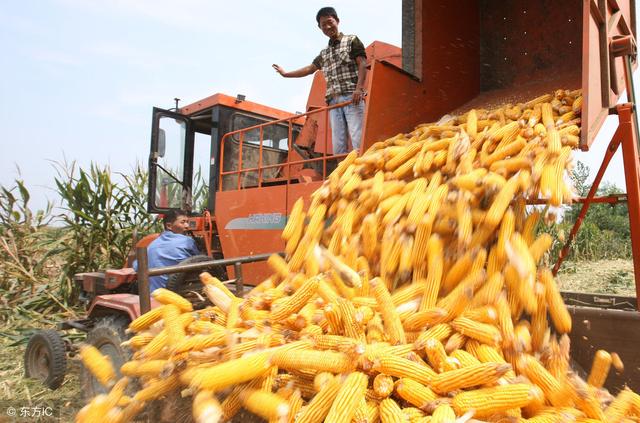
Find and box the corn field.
[0,161,211,323]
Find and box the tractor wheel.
[166,255,227,308]
[24,330,67,390]
[80,316,131,400]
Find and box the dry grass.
[557,259,636,296]
[0,321,82,422]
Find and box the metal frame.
[218,100,355,191]
[135,247,279,314]
[553,35,640,310]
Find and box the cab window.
[231,113,296,151]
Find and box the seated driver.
[136,209,200,292]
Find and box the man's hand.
[272,64,286,76]
[352,88,365,105]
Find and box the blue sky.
[0,1,637,213]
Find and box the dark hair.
[316,7,338,24]
[163,209,188,228]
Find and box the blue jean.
[328,94,365,154]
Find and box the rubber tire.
[165,255,228,308]
[24,329,67,390]
[80,316,131,400]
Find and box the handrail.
[218,99,355,191]
[135,247,282,313]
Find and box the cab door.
[148,108,195,213]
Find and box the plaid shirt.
[313,34,366,101]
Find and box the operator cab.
[147,93,304,217]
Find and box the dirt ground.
[556,259,636,296]
[0,327,82,422]
[0,259,635,422]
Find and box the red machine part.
[87,294,161,321]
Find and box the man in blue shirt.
[136,210,200,292]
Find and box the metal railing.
[218,100,355,191]
[135,247,280,313]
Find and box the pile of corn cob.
[77,89,640,423]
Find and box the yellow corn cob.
[569,376,605,421]
[395,377,438,410]
[431,403,456,423]
[241,389,290,422]
[391,282,423,306]
[414,323,453,349]
[268,253,291,280]
[516,355,564,406]
[436,269,483,316]
[450,348,481,368]
[133,374,179,402]
[452,383,533,417]
[192,390,222,423]
[385,141,424,171]
[373,373,394,399]
[271,276,320,321]
[461,305,497,324]
[120,359,169,378]
[336,297,365,340]
[424,338,454,373]
[401,406,425,422]
[604,388,635,422]
[412,214,434,267]
[324,302,344,334]
[541,102,554,128]
[79,344,116,388]
[484,173,520,228]
[472,344,515,378]
[529,233,553,263]
[121,332,154,349]
[403,308,447,332]
[530,289,548,352]
[372,354,436,386]
[128,305,166,333]
[162,304,186,347]
[538,268,571,334]
[225,297,242,330]
[282,197,304,240]
[103,376,129,411]
[285,219,304,256]
[379,398,405,423]
[431,362,511,394]
[366,314,385,343]
[611,352,624,374]
[272,349,353,373]
[497,208,515,263]
[371,277,406,344]
[441,249,473,294]
[221,378,262,421]
[312,334,360,353]
[361,214,378,260]
[152,288,193,312]
[286,389,303,423]
[467,109,478,138]
[201,271,237,299]
[490,156,533,176]
[547,127,561,154]
[471,272,504,307]
[587,349,612,388]
[324,372,368,423]
[189,352,271,391]
[485,136,526,166]
[451,316,501,346]
[418,234,443,311]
